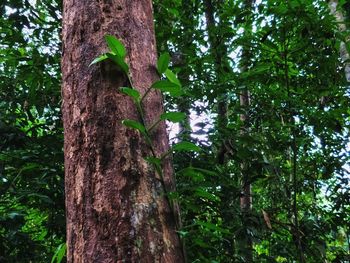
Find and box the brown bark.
[61,1,184,262]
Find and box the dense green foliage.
[0,0,64,261]
[1,0,349,262]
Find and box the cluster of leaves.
[91,36,201,179]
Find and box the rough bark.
[61,1,184,262]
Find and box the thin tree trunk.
[204,1,254,259]
[329,0,350,81]
[175,1,199,142]
[239,0,254,261]
[62,1,184,262]
[203,0,235,257]
[328,0,350,258]
[239,88,253,262]
[204,0,229,152]
[281,28,304,262]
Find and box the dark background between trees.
[0,0,349,262]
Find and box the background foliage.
[0,0,349,262]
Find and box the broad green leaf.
[22,162,40,171]
[144,157,161,166]
[37,230,48,241]
[172,142,201,152]
[106,53,129,73]
[89,54,108,66]
[105,35,127,58]
[177,230,189,237]
[165,69,181,86]
[180,167,205,182]
[160,112,186,122]
[122,119,146,134]
[157,52,170,74]
[196,220,228,233]
[195,187,219,201]
[28,193,53,204]
[192,167,217,176]
[120,87,140,101]
[56,244,66,263]
[151,80,183,97]
[194,238,210,248]
[51,243,66,263]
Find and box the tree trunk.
[173,1,198,143]
[238,0,253,261]
[329,0,350,81]
[61,1,184,262]
[203,1,232,255]
[204,0,229,151]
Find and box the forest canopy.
[0,0,349,262]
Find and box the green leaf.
[106,53,129,73]
[192,167,217,176]
[177,230,189,238]
[172,142,201,152]
[165,69,181,86]
[144,156,161,166]
[56,244,66,263]
[89,54,108,66]
[151,80,183,97]
[194,238,210,248]
[51,243,66,263]
[180,167,205,182]
[28,193,53,204]
[105,35,127,58]
[195,187,219,201]
[157,52,170,74]
[122,119,146,134]
[196,220,227,233]
[160,112,186,122]
[120,87,140,101]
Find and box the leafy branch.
[90,35,201,223]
